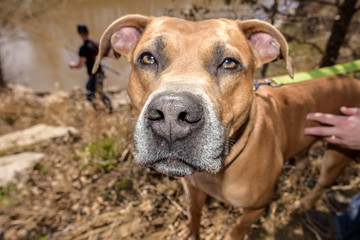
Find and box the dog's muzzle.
[134,90,227,177]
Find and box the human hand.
[304,107,360,150]
[68,61,77,68]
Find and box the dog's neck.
[223,97,257,168]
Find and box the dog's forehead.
[152,17,240,37]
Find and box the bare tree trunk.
[261,0,278,78]
[0,56,5,89]
[320,0,358,67]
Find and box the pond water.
[1,0,295,92]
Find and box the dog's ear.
[239,20,293,78]
[92,14,151,74]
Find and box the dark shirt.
[79,39,102,76]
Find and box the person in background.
[69,23,112,113]
[304,106,360,240]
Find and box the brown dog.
[93,15,360,239]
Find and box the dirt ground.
[0,87,359,240]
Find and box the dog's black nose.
[146,92,204,143]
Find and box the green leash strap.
[271,59,360,85]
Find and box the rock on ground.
[0,124,79,152]
[0,152,44,186]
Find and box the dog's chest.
[187,173,256,208]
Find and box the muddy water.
[1,0,286,92]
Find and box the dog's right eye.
[221,58,237,69]
[219,58,240,70]
[139,53,156,65]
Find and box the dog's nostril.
[178,112,187,122]
[147,109,165,121]
[178,111,203,124]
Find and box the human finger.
[304,126,340,137]
[306,113,347,126]
[323,135,344,146]
[340,106,360,116]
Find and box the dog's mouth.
[149,156,198,177]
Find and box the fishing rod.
[0,13,122,76]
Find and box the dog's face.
[94,15,292,176]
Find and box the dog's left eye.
[140,53,156,65]
[220,58,238,69]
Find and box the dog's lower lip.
[151,156,197,176]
